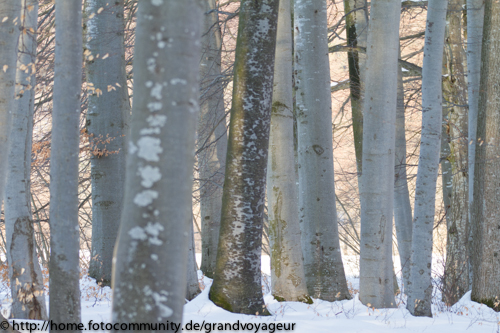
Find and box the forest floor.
[1,255,498,332]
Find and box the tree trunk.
[466,0,484,292]
[111,0,203,327]
[0,0,21,210]
[407,0,448,317]
[198,0,228,279]
[209,0,279,315]
[5,0,47,320]
[49,0,83,328]
[344,0,365,175]
[294,0,350,301]
[267,0,311,303]
[84,0,130,286]
[394,48,412,291]
[186,214,201,301]
[471,0,500,310]
[442,0,469,305]
[358,0,401,309]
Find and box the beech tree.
[294,0,350,301]
[0,0,21,211]
[267,0,310,303]
[344,0,368,175]
[84,0,130,285]
[112,0,203,326]
[209,0,279,315]
[466,0,484,289]
[407,0,448,317]
[471,0,500,310]
[186,213,201,301]
[442,0,469,305]
[198,0,228,278]
[358,0,400,309]
[394,48,412,290]
[5,0,47,319]
[49,0,83,327]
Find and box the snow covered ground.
[2,255,499,332]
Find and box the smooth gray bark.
[394,49,412,291]
[470,0,500,310]
[466,0,484,291]
[267,0,310,303]
[407,0,448,317]
[209,0,279,315]
[186,215,201,301]
[84,0,130,285]
[358,0,400,309]
[5,0,47,320]
[198,0,227,279]
[111,0,203,327]
[49,0,83,328]
[294,0,350,301]
[0,0,21,211]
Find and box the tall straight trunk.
[394,48,412,291]
[471,0,500,310]
[0,0,21,209]
[267,0,311,303]
[50,0,83,328]
[5,0,47,320]
[466,0,484,291]
[84,0,130,286]
[186,214,201,301]
[294,0,350,301]
[209,0,279,315]
[111,0,202,327]
[199,0,227,279]
[358,0,400,309]
[49,0,83,326]
[442,0,469,305]
[440,110,453,229]
[344,0,364,175]
[407,0,448,317]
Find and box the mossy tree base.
[209,290,270,316]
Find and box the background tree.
[198,0,228,278]
[5,0,47,319]
[186,213,201,301]
[394,47,412,290]
[466,0,484,290]
[407,0,448,317]
[471,0,500,310]
[0,0,21,213]
[111,0,203,326]
[267,0,310,303]
[294,0,350,301]
[359,0,401,309]
[84,0,130,285]
[49,0,83,327]
[343,0,367,176]
[442,0,469,305]
[209,0,279,315]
